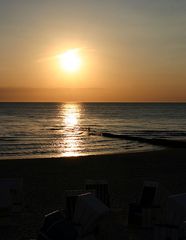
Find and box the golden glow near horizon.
[1,1,186,102]
[58,49,81,73]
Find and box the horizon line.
[0,101,186,104]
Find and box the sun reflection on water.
[61,103,83,156]
[64,112,78,126]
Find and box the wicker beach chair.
[0,178,23,226]
[85,179,110,207]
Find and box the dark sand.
[0,148,186,239]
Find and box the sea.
[0,102,186,159]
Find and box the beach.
[0,147,186,239]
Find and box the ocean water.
[0,102,186,159]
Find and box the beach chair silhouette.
[128,181,162,227]
[0,178,23,225]
[73,193,110,237]
[65,189,86,220]
[85,179,110,207]
[139,181,159,207]
[38,210,78,240]
[38,193,109,240]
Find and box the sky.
[0,0,186,102]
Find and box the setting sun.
[59,49,81,72]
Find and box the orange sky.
[0,0,186,102]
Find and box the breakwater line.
[89,131,186,148]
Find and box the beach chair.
[0,178,23,225]
[155,193,186,239]
[128,181,159,226]
[65,189,87,220]
[139,181,169,207]
[73,193,110,237]
[128,181,169,228]
[38,210,78,240]
[167,193,186,218]
[38,193,108,240]
[142,191,186,240]
[139,181,159,207]
[85,179,110,207]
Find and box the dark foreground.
[0,148,186,239]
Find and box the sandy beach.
[0,147,186,239]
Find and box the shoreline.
[0,143,162,161]
[0,146,164,161]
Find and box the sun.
[59,49,81,72]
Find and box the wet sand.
[0,148,186,239]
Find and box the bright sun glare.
[59,49,81,72]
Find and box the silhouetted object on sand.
[85,179,110,207]
[38,193,110,240]
[128,181,186,239]
[0,178,23,226]
[128,181,165,226]
[38,210,78,240]
[139,181,159,208]
[73,193,110,237]
[38,180,186,239]
[65,190,85,220]
[66,194,78,221]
